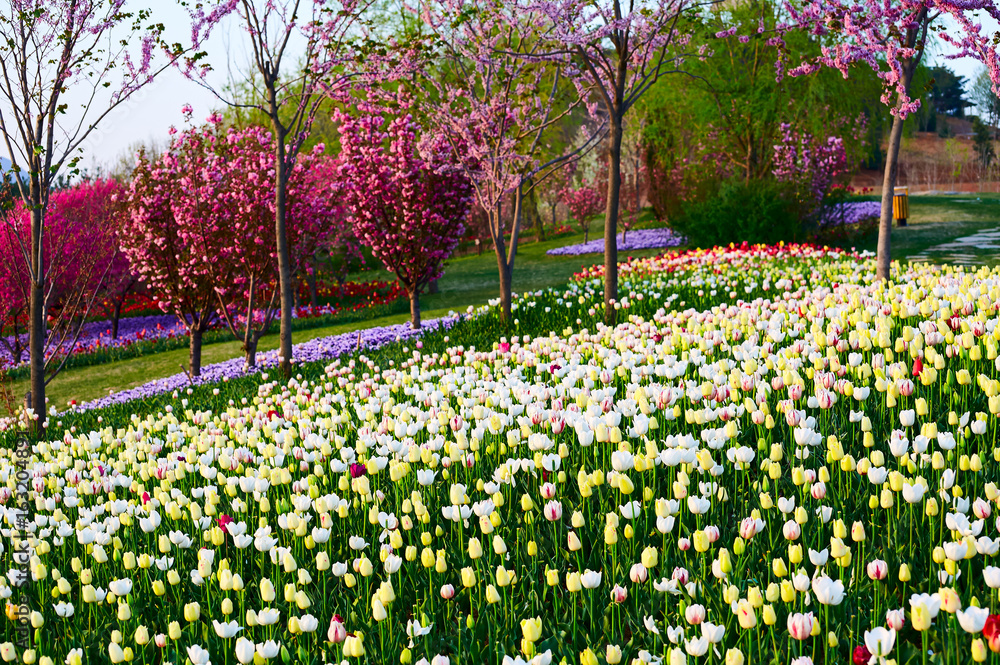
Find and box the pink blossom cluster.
[335,98,473,326]
[121,113,347,369]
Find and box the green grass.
[7,223,666,410]
[854,195,1000,266]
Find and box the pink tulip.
[867,560,888,581]
[787,612,814,640]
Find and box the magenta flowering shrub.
[561,181,605,243]
[336,99,474,329]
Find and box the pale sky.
[24,4,1000,174]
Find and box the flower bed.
[4,244,1000,665]
[70,314,458,413]
[546,227,686,255]
[0,280,407,374]
[818,200,881,227]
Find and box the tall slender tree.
[0,2,182,432]
[537,0,720,323]
[418,0,602,322]
[185,0,375,378]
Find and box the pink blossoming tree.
[780,0,1000,279]
[335,99,473,328]
[417,0,600,323]
[185,0,381,378]
[121,118,229,378]
[562,179,606,242]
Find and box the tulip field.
[7,243,1000,665]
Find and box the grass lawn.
[9,223,666,410]
[855,194,1000,266]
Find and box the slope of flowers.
[5,245,1000,665]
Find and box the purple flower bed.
[547,227,686,256]
[71,316,459,413]
[1,314,187,368]
[0,302,363,369]
[819,201,881,227]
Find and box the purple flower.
[819,201,881,227]
[547,228,686,256]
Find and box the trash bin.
[893,187,909,227]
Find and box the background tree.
[418,0,599,323]
[927,65,969,118]
[562,177,605,242]
[0,1,182,432]
[286,150,357,309]
[335,98,473,328]
[970,67,1000,138]
[640,0,876,220]
[121,117,227,378]
[0,181,118,378]
[972,116,995,172]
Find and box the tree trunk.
[307,268,318,309]
[409,289,421,329]
[111,300,123,340]
[274,137,294,378]
[244,337,259,369]
[189,328,203,378]
[493,204,513,323]
[877,65,916,282]
[28,197,45,436]
[428,278,439,294]
[877,113,905,281]
[498,262,512,322]
[604,115,624,325]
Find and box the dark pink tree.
[538,0,717,322]
[185,0,379,379]
[780,0,1000,279]
[197,124,283,370]
[121,117,230,378]
[71,179,138,341]
[0,185,118,373]
[417,0,600,322]
[286,150,357,308]
[335,99,473,328]
[0,1,184,430]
